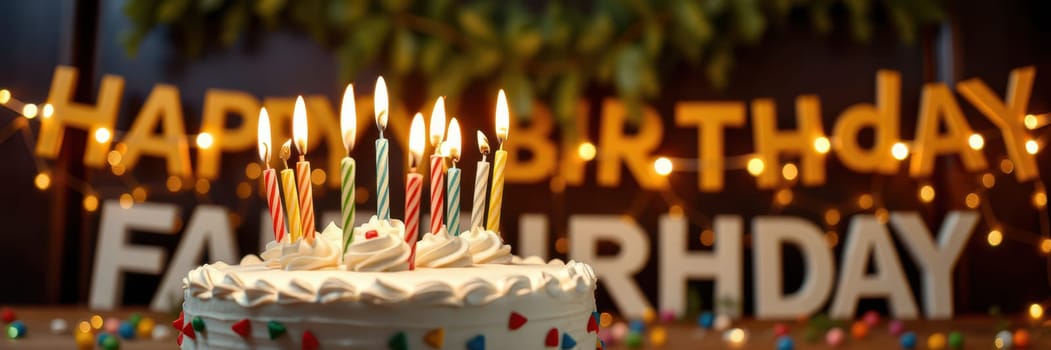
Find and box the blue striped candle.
[446,167,461,235]
[376,138,390,220]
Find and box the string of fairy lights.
[0,86,1049,256]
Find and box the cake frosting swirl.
[462,226,513,264]
[341,216,411,272]
[414,227,473,268]
[260,223,341,270]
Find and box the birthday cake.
[177,218,599,350]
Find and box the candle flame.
[257,107,271,164]
[495,89,509,146]
[293,96,308,155]
[374,76,389,132]
[340,84,357,154]
[280,139,293,166]
[447,118,462,162]
[429,96,446,147]
[477,130,490,155]
[409,112,425,169]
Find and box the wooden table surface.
[2,307,1048,349]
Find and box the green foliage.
[121,0,944,124]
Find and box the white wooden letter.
[889,211,978,319]
[753,216,835,319]
[90,202,178,310]
[570,215,652,318]
[830,215,919,319]
[659,215,743,317]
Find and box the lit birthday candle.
[445,118,462,234]
[405,113,425,269]
[257,107,285,242]
[374,77,391,220]
[486,90,509,232]
[279,140,302,241]
[428,97,447,235]
[292,96,316,243]
[339,84,357,252]
[472,131,490,230]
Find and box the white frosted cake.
[177,217,599,350]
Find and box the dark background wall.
[0,0,1048,316]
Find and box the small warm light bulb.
[196,132,214,149]
[577,142,596,161]
[746,157,765,176]
[654,157,673,176]
[775,188,793,205]
[891,142,909,160]
[1025,114,1039,130]
[965,193,980,209]
[813,136,831,154]
[119,193,134,209]
[83,194,99,212]
[919,184,935,203]
[34,172,51,190]
[1025,139,1039,154]
[858,193,874,210]
[41,103,54,118]
[1029,303,1044,320]
[1041,239,1051,255]
[0,89,10,104]
[968,133,984,150]
[1033,191,1047,208]
[781,163,798,181]
[22,103,38,119]
[94,128,112,143]
[987,229,1003,247]
[824,208,841,226]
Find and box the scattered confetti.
[50,318,68,334]
[826,327,845,347]
[610,322,628,342]
[1,307,15,324]
[629,319,645,333]
[994,330,1012,349]
[136,317,155,339]
[101,334,120,350]
[642,308,656,324]
[947,331,964,349]
[624,331,643,348]
[900,331,917,349]
[152,325,171,340]
[927,332,946,349]
[1013,329,1030,348]
[862,310,880,327]
[118,321,135,339]
[75,329,94,349]
[773,322,790,337]
[888,319,905,336]
[649,326,667,347]
[776,335,794,350]
[104,317,120,334]
[7,320,26,339]
[659,310,676,323]
[713,314,731,331]
[697,312,715,329]
[851,320,868,339]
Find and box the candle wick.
[299,155,305,163]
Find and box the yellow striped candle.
[280,167,302,242]
[486,149,506,232]
[486,90,510,233]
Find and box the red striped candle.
[405,172,422,270]
[297,160,316,243]
[429,154,444,235]
[262,168,285,242]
